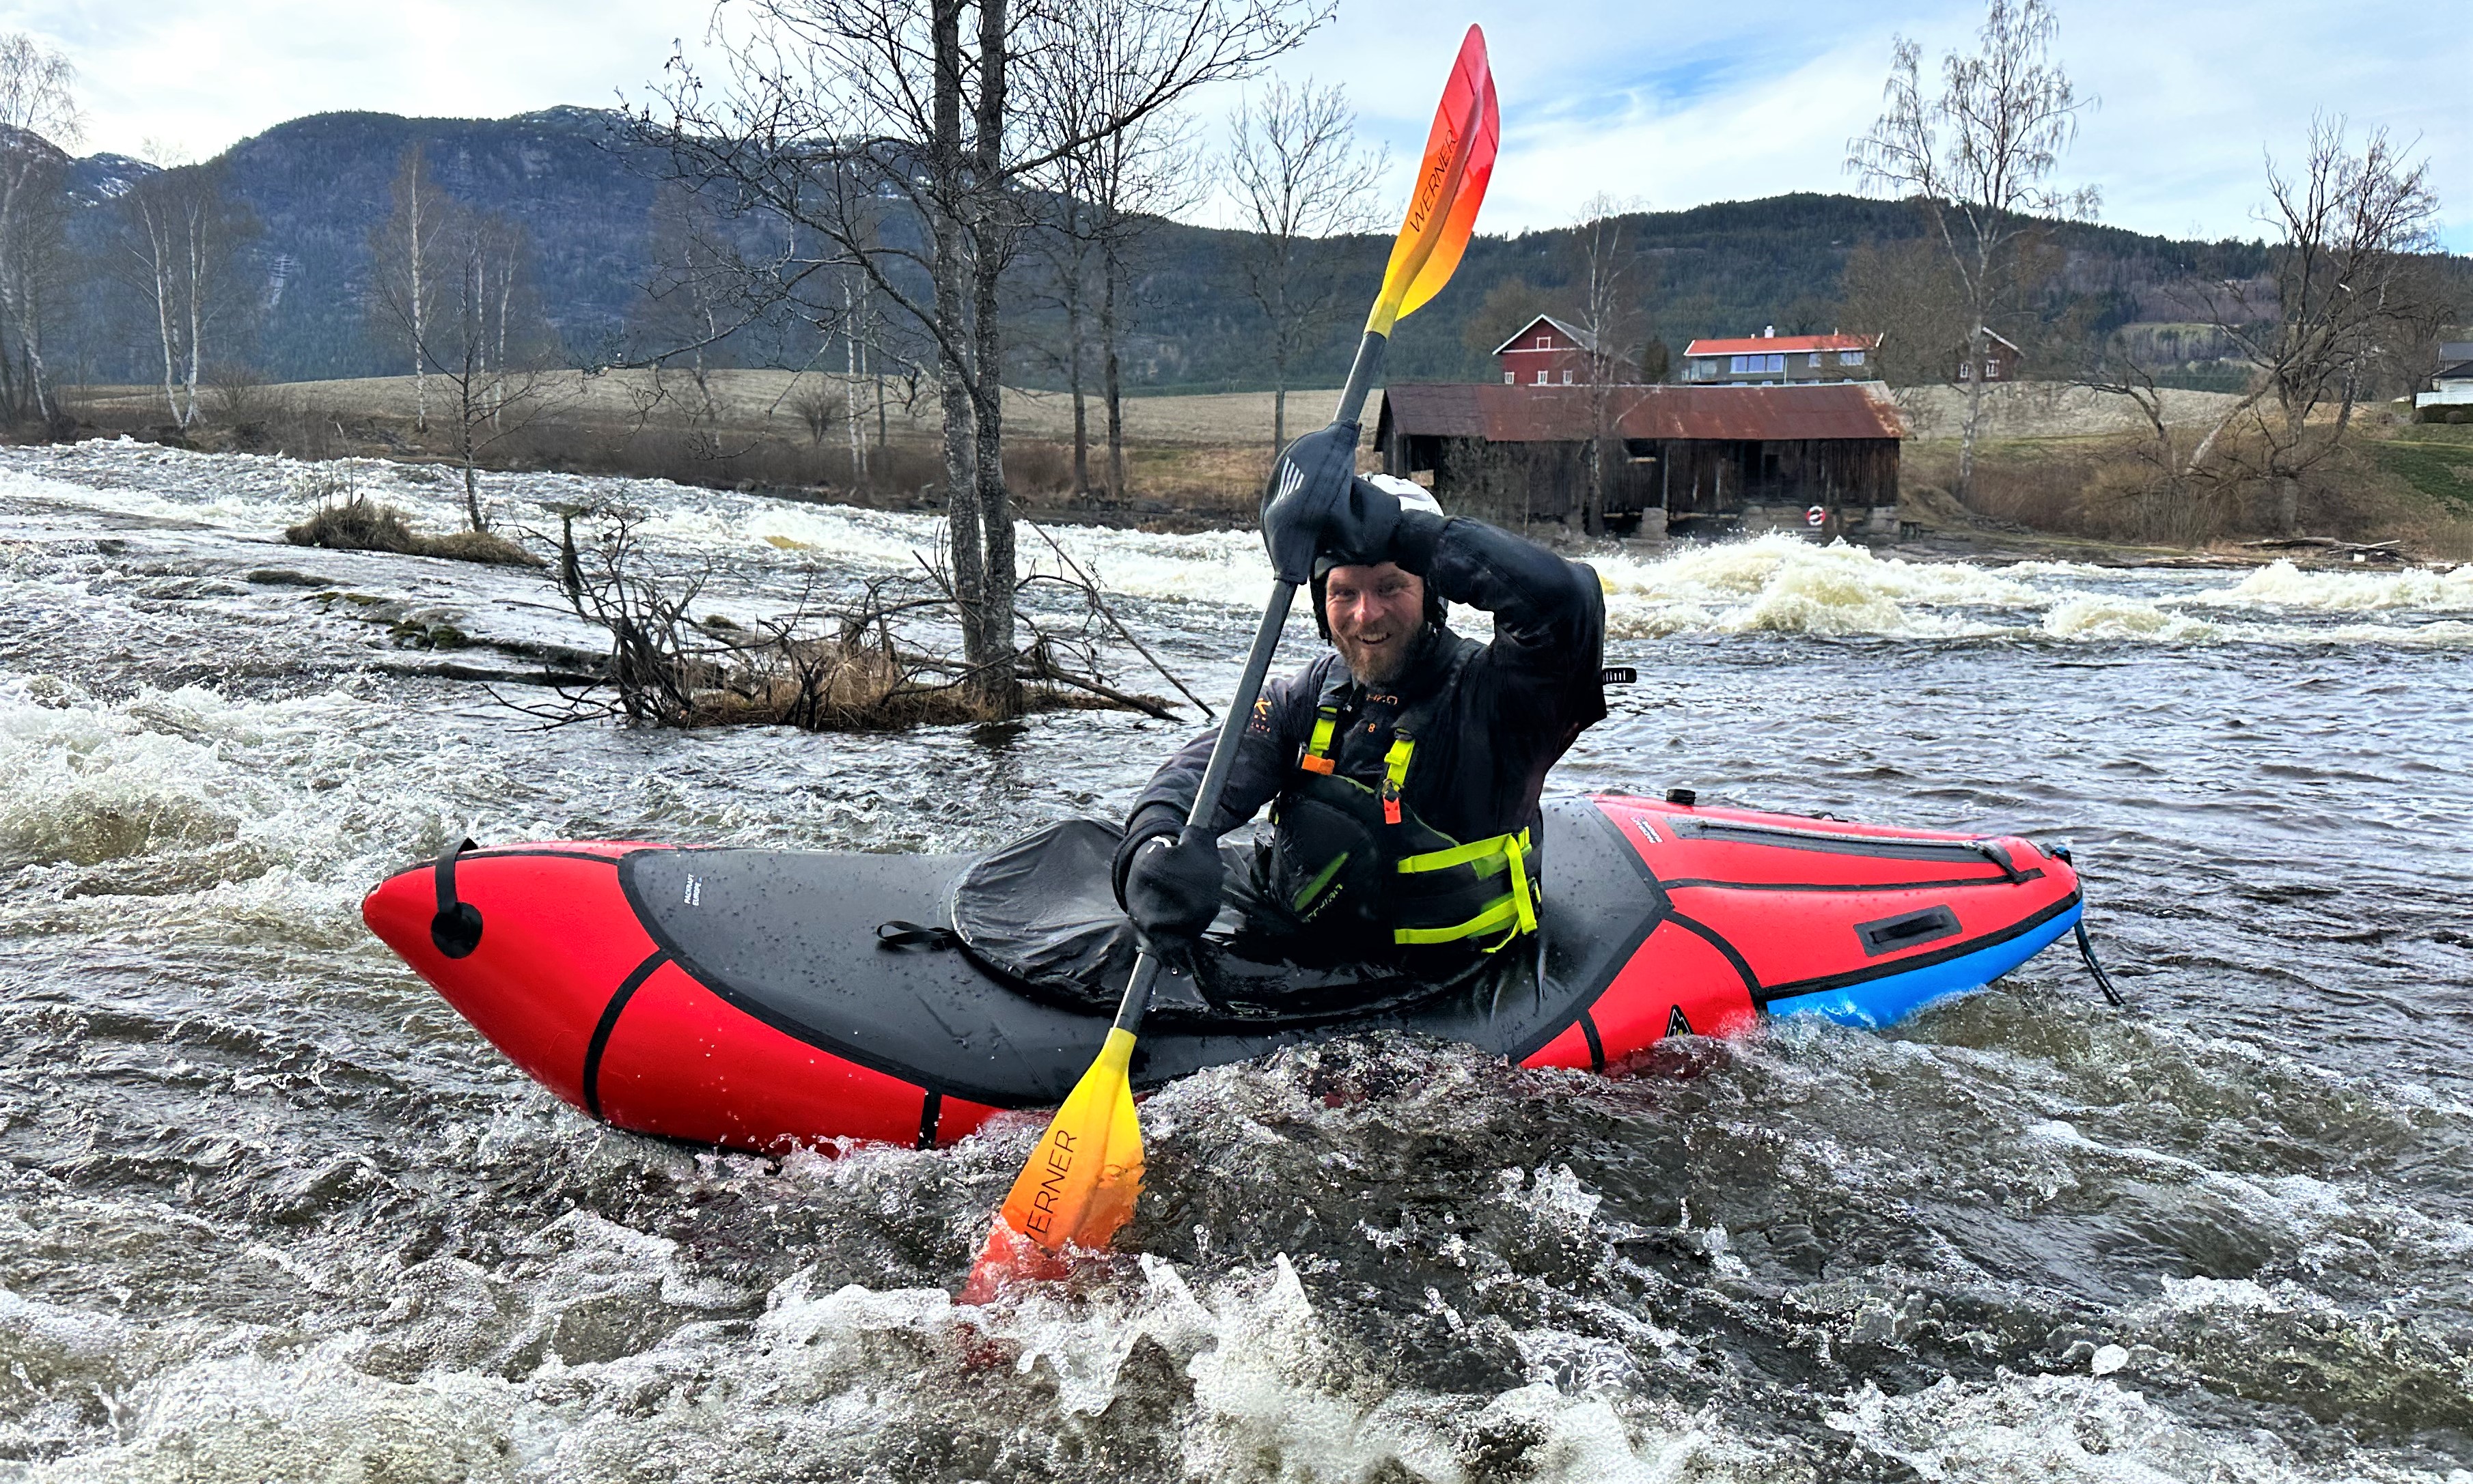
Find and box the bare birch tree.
[369,145,452,432]
[0,34,77,428]
[2181,117,2442,531]
[1568,194,1655,535]
[1847,0,2096,496]
[635,0,1324,718]
[428,211,561,531]
[1227,76,1386,455]
[112,155,260,427]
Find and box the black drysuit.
[1118,511,1607,965]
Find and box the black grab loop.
[876,920,961,952]
[430,838,484,960]
[2075,919,2124,1007]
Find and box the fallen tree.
[508,502,1190,731]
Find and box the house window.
[1842,349,1864,366]
[1987,358,2002,377]
[1503,372,1515,384]
[1535,369,1549,385]
[1730,355,1747,374]
[1808,353,1821,368]
[1562,369,1573,384]
[1535,335,1551,348]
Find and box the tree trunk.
[929,0,993,710]
[966,0,1019,720]
[1066,279,1090,494]
[1957,324,1987,498]
[1102,243,1124,499]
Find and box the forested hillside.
[42,104,2465,395]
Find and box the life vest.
[1268,644,1541,954]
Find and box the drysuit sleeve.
[1113,660,1321,902]
[1393,510,1606,729]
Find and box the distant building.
[2418,341,2473,422]
[1953,328,2023,384]
[1683,328,1880,385]
[1377,381,1905,540]
[1492,314,1641,387]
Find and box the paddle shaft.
[1111,579,1295,1037]
[1110,326,1401,1039]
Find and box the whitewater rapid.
[1,439,2470,1483]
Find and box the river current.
[0,438,2468,1482]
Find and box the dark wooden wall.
[1394,434,1899,527]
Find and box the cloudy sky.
[9,0,2466,251]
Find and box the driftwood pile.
[503,503,1195,732]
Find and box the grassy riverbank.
[46,372,2473,563]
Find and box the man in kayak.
[1112,423,1607,972]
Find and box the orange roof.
[1684,333,1879,356]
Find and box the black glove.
[1321,475,1405,569]
[1260,421,1362,583]
[1121,832,1225,951]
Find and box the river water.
[1,439,2469,1483]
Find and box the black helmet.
[1310,477,1447,639]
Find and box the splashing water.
[2,441,2470,1481]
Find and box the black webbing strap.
[430,838,483,959]
[876,921,960,951]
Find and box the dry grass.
[286,497,543,566]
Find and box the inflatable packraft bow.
[363,794,2092,1154]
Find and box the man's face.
[1324,562,1425,686]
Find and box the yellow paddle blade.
[1366,25,1502,337]
[961,1028,1144,1300]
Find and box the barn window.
[1503,372,1515,384]
[1535,369,1549,385]
[1562,369,1573,384]
[1535,335,1551,348]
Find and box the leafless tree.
[1037,0,1224,499]
[1227,76,1387,454]
[428,212,563,531]
[0,33,78,427]
[110,154,260,427]
[1848,0,2097,496]
[633,0,1325,718]
[1568,194,1655,535]
[368,145,453,432]
[2182,117,2443,531]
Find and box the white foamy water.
[4,439,2472,1483]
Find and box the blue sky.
[9,0,2466,253]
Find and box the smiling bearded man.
[1113,425,1608,979]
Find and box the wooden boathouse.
[1374,382,1907,540]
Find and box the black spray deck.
[616,799,1659,1108]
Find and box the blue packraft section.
[1764,901,2083,1028]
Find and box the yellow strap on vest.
[1381,735,1414,824]
[1300,708,1339,774]
[1394,826,1531,878]
[1389,828,1538,949]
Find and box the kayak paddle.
[961,25,1500,1304]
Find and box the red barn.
[1491,314,1639,387]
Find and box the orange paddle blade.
[1368,25,1501,335]
[960,1028,1144,1302]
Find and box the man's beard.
[1335,621,1423,688]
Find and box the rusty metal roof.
[1382,382,1907,443]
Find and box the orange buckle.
[1301,754,1336,774]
